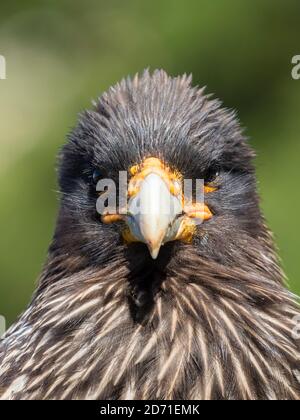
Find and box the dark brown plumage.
[0,70,299,400]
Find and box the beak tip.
[150,251,159,260]
[147,242,162,260]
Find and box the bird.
[0,69,299,400]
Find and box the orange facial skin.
[128,157,182,198]
[184,202,213,221]
[204,185,217,194]
[101,214,124,224]
[101,157,217,244]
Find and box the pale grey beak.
[125,173,183,259]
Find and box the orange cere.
[128,157,182,198]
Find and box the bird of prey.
[0,70,299,400]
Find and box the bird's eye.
[92,169,101,185]
[205,167,220,184]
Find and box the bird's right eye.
[92,169,101,185]
[205,166,220,184]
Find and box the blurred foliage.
[0,0,300,325]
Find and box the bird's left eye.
[205,167,220,184]
[92,169,101,185]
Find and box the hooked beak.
[125,172,183,259]
[101,157,214,259]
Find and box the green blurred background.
[0,0,299,326]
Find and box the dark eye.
[205,167,220,184]
[92,169,101,185]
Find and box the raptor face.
[1,70,299,401]
[102,156,213,259]
[59,70,260,267]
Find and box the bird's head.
[3,71,296,402]
[57,70,264,271]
